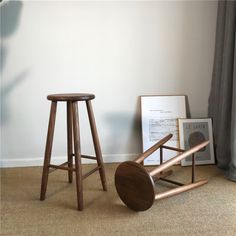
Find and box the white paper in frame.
[141,95,187,165]
[178,118,215,166]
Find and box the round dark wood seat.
[47,93,95,102]
[115,161,155,211]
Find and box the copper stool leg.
[86,100,107,191]
[40,101,57,201]
[135,134,173,180]
[67,101,73,183]
[72,101,83,211]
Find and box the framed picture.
[178,118,215,166]
[141,95,187,165]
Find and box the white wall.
[0,0,217,167]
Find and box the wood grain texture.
[72,102,83,211]
[86,100,107,191]
[47,93,95,101]
[115,161,155,211]
[40,101,57,201]
[67,101,73,183]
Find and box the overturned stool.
[115,134,209,211]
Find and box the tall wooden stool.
[40,93,107,210]
[115,134,209,211]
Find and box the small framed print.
[178,118,215,166]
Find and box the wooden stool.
[40,93,107,210]
[115,134,209,211]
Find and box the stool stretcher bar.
[49,163,76,172]
[159,177,184,186]
[152,170,173,182]
[48,164,101,180]
[81,155,97,160]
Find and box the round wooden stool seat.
[47,93,95,102]
[115,161,155,211]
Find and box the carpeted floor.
[1,163,236,235]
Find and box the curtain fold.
[208,0,236,181]
[229,32,236,181]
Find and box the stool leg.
[72,102,83,211]
[67,101,73,183]
[40,101,57,201]
[86,100,107,191]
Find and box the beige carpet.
[1,163,236,235]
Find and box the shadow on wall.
[128,99,143,154]
[104,99,142,155]
[104,96,191,156]
[1,0,29,124]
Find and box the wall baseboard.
[0,153,139,168]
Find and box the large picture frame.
[178,118,215,166]
[141,95,187,165]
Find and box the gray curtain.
[208,0,236,181]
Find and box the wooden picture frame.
[141,95,187,165]
[178,118,215,166]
